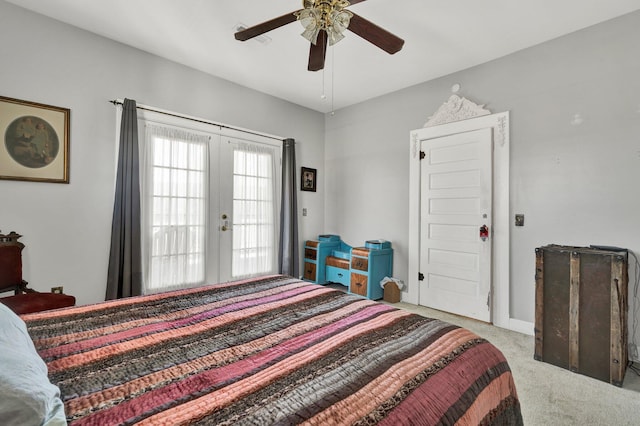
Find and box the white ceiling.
[6,0,640,113]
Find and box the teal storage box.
[365,240,391,250]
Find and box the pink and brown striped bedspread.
[23,275,523,425]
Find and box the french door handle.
[221,218,230,231]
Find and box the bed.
[3,275,523,425]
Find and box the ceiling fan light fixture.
[296,0,352,46]
[326,28,345,46]
[302,25,321,44]
[297,7,320,44]
[297,8,317,28]
[331,10,352,32]
[327,9,352,45]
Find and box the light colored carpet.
[390,301,640,425]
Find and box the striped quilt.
[23,275,523,425]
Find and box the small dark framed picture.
[301,167,317,192]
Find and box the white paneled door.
[419,128,493,322]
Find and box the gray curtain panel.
[278,138,299,277]
[105,99,142,300]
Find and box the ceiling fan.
[234,0,404,71]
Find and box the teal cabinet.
[303,236,393,300]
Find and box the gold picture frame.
[0,96,70,183]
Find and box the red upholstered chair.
[0,230,75,315]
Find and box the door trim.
[409,112,510,328]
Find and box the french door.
[216,135,281,283]
[139,112,281,294]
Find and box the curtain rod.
[109,100,286,142]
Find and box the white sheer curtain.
[141,124,210,294]
[231,141,278,278]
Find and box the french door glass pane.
[143,126,208,292]
[231,145,276,278]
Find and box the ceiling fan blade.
[346,0,368,5]
[308,31,328,71]
[347,12,404,54]
[235,11,299,41]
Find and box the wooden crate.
[534,245,629,386]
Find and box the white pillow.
[0,303,66,426]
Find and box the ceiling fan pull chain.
[321,66,326,100]
[331,47,335,115]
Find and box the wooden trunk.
[534,245,628,386]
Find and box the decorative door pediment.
[424,94,491,128]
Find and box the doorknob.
[479,224,489,241]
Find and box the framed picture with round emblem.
[0,95,70,183]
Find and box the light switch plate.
[515,214,525,227]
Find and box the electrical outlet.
[51,286,63,294]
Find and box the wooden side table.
[0,292,76,315]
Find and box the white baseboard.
[508,318,534,336]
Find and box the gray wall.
[0,1,325,305]
[324,10,640,334]
[2,0,639,351]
